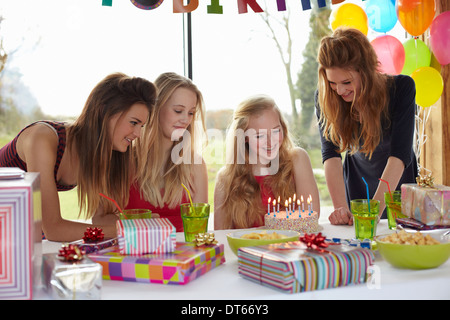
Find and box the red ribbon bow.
[58,244,85,262]
[299,232,328,251]
[83,227,105,243]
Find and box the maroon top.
[0,121,76,191]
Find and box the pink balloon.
[371,35,405,75]
[430,11,450,66]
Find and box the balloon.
[331,3,369,35]
[430,53,442,73]
[365,0,397,33]
[371,35,405,75]
[396,0,436,36]
[401,38,431,75]
[411,67,443,108]
[429,11,450,66]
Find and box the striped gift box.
[238,241,374,294]
[0,172,42,300]
[116,218,176,255]
[88,242,225,284]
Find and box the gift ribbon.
[257,233,333,286]
[193,233,218,246]
[416,173,435,188]
[83,227,105,243]
[58,244,85,262]
[299,232,329,252]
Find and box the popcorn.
[241,231,288,240]
[381,230,440,245]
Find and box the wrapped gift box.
[70,238,118,254]
[401,183,450,226]
[88,242,225,285]
[117,218,176,255]
[238,241,374,294]
[0,171,42,300]
[42,253,102,300]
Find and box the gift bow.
[416,173,434,188]
[83,227,105,243]
[58,244,85,262]
[299,232,328,251]
[193,233,218,246]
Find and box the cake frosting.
[264,210,319,234]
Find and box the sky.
[0,0,406,117]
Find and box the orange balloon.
[396,0,436,36]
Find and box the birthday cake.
[264,210,319,234]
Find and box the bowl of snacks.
[375,230,450,269]
[226,229,300,256]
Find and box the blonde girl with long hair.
[0,73,157,241]
[214,95,320,229]
[126,72,208,231]
[316,28,418,225]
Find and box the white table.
[35,219,450,300]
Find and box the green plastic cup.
[180,203,210,242]
[351,199,380,240]
[119,208,152,220]
[384,191,406,230]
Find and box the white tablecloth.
[34,219,450,300]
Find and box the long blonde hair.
[317,28,392,159]
[67,72,157,218]
[135,72,206,208]
[217,95,296,229]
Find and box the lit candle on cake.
[288,197,292,214]
[285,200,289,219]
[301,195,305,212]
[293,194,297,214]
[297,199,300,217]
[309,194,313,213]
[307,196,311,214]
[267,197,271,215]
[272,199,276,216]
[277,196,280,213]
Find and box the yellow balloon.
[411,67,443,108]
[331,3,368,35]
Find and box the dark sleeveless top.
[0,121,77,191]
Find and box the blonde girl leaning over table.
[126,72,208,232]
[0,73,157,241]
[214,95,320,229]
[316,28,417,225]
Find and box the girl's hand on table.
[329,207,353,225]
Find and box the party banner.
[102,0,329,13]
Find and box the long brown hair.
[67,72,157,218]
[135,72,206,208]
[217,95,296,229]
[317,28,392,158]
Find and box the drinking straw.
[361,177,371,212]
[379,178,393,202]
[99,193,123,213]
[181,183,195,208]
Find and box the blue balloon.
[365,0,397,33]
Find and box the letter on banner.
[300,0,327,11]
[237,0,263,14]
[173,0,199,13]
[277,0,286,11]
[102,0,113,6]
[208,0,223,14]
